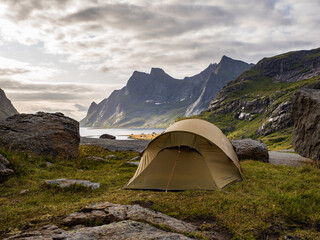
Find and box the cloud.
[74,104,88,112]
[0,0,320,120]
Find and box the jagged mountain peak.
[81,56,252,128]
[150,67,166,76]
[0,88,19,120]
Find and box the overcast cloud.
[0,0,319,120]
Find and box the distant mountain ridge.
[191,47,320,148]
[0,89,18,120]
[81,56,253,128]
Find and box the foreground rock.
[5,221,192,240]
[99,133,116,139]
[4,224,65,240]
[62,202,197,233]
[292,86,320,161]
[5,202,199,240]
[45,179,100,189]
[231,139,269,162]
[0,112,80,158]
[0,153,14,182]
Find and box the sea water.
[80,127,165,140]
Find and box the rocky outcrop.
[0,153,14,182]
[81,56,252,128]
[0,88,18,120]
[257,101,292,135]
[44,179,100,189]
[206,47,320,139]
[99,133,116,139]
[292,85,320,161]
[231,139,269,162]
[255,48,320,83]
[4,224,65,240]
[5,202,200,240]
[0,112,79,158]
[62,202,197,233]
[5,221,192,240]
[59,220,192,240]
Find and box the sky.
[0,0,319,120]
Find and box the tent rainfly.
[124,119,243,191]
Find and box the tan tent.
[124,119,243,191]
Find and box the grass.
[1,146,320,239]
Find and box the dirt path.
[268,151,313,167]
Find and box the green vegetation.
[1,146,320,239]
[178,76,320,150]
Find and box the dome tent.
[124,119,243,190]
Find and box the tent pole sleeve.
[165,145,180,193]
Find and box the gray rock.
[257,101,292,136]
[62,202,197,234]
[55,220,192,240]
[4,224,65,240]
[231,139,269,162]
[125,161,140,166]
[130,156,141,161]
[99,133,116,139]
[0,112,79,158]
[292,86,320,161]
[86,156,109,163]
[45,179,100,189]
[105,154,122,160]
[62,211,108,226]
[46,162,54,167]
[284,235,302,240]
[20,189,29,194]
[0,153,14,182]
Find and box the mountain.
[0,89,18,120]
[81,56,253,128]
[191,47,320,149]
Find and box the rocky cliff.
[292,83,320,160]
[195,47,320,148]
[81,56,253,128]
[0,89,18,120]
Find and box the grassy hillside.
[177,48,320,150]
[1,146,320,239]
[179,76,320,150]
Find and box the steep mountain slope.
[0,89,18,120]
[190,48,320,149]
[81,56,252,128]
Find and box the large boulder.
[0,153,14,182]
[292,85,320,161]
[4,221,192,240]
[0,112,79,158]
[231,139,269,162]
[99,133,116,139]
[62,202,197,233]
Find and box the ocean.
[80,127,165,140]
